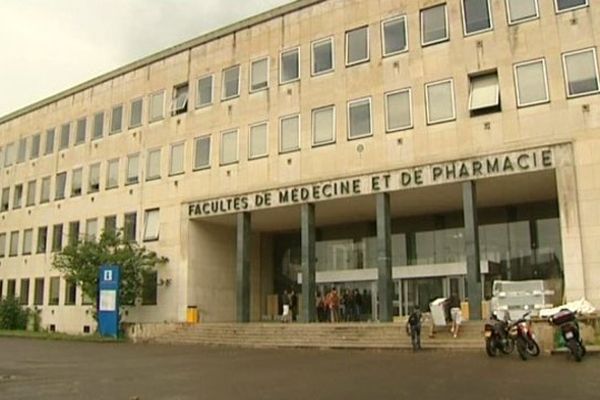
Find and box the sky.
[0,0,293,117]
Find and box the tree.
[52,230,168,314]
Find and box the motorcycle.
[484,314,514,357]
[507,311,540,361]
[549,309,586,362]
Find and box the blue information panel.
[98,265,120,338]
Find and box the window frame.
[345,26,370,67]
[75,117,87,145]
[40,176,51,203]
[381,15,409,57]
[513,58,550,107]
[311,105,336,147]
[30,133,41,160]
[196,74,214,109]
[421,3,450,47]
[9,231,19,257]
[149,90,165,123]
[26,180,36,207]
[169,141,185,176]
[146,148,162,181]
[279,114,301,154]
[143,208,160,242]
[425,78,457,125]
[71,167,83,197]
[222,65,241,101]
[22,229,33,256]
[554,0,589,13]
[126,153,140,185]
[562,47,600,98]
[505,0,539,25]
[106,158,120,190]
[468,71,500,112]
[248,122,269,160]
[385,87,414,133]
[129,97,144,128]
[220,129,239,166]
[461,0,494,37]
[347,97,373,140]
[311,37,335,76]
[12,184,23,209]
[193,135,212,171]
[55,172,67,200]
[171,83,189,116]
[249,57,270,93]
[44,129,55,155]
[280,47,301,84]
[88,163,101,193]
[92,112,104,140]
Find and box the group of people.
[317,287,370,323]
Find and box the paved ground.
[0,338,598,400]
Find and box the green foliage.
[0,297,29,330]
[52,230,168,313]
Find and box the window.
[312,106,335,146]
[196,75,213,108]
[194,136,211,170]
[17,138,27,163]
[106,159,119,189]
[469,71,500,112]
[68,221,80,246]
[104,215,117,236]
[382,16,408,56]
[55,172,67,200]
[124,212,137,242]
[75,117,87,144]
[49,277,60,305]
[82,289,94,306]
[9,231,19,256]
[129,98,143,127]
[4,142,15,166]
[312,38,334,75]
[462,0,492,35]
[30,134,41,159]
[421,4,449,46]
[506,0,539,24]
[93,112,104,139]
[249,123,268,159]
[45,129,55,154]
[110,105,123,134]
[280,115,300,153]
[59,123,70,150]
[22,229,33,255]
[280,48,300,83]
[19,279,30,305]
[126,154,139,184]
[37,227,47,253]
[0,233,5,257]
[1,188,9,211]
[220,129,238,165]
[347,98,372,139]
[149,91,165,122]
[52,224,63,252]
[7,280,16,299]
[71,168,83,197]
[26,180,36,206]
[555,0,588,13]
[40,177,51,203]
[146,149,161,181]
[34,278,44,306]
[346,26,369,66]
[88,163,100,193]
[65,279,77,305]
[169,142,185,175]
[142,271,158,305]
[12,184,23,209]
[385,88,413,132]
[85,218,98,241]
[143,209,160,241]
[172,83,189,115]
[562,48,600,97]
[514,59,549,107]
[250,58,269,92]
[426,79,456,124]
[222,65,241,99]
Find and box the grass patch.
[0,329,124,342]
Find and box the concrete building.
[0,0,599,333]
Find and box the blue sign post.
[98,264,120,338]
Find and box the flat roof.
[0,0,324,125]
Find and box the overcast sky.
[0,0,293,117]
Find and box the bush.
[0,297,29,330]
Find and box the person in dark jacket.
[407,306,423,351]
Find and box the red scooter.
[508,311,540,361]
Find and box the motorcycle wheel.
[500,337,514,355]
[516,338,528,361]
[567,339,583,362]
[526,338,540,357]
[485,339,498,357]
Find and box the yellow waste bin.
[186,306,199,324]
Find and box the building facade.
[0,0,599,333]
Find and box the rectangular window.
[44,129,55,155]
[75,117,87,144]
[106,159,119,189]
[469,71,500,112]
[142,271,158,305]
[196,75,213,108]
[55,172,66,200]
[71,168,83,197]
[426,79,456,124]
[386,88,413,132]
[88,163,100,193]
[1,188,9,212]
[421,4,449,46]
[149,91,165,122]
[22,229,33,255]
[555,0,588,13]
[146,149,161,181]
[19,279,30,305]
[65,279,77,305]
[222,65,240,100]
[93,112,104,139]
[250,58,269,92]
[562,48,600,98]
[312,38,334,75]
[280,48,300,83]
[37,227,47,253]
[129,98,143,127]
[17,138,27,163]
[40,177,51,203]
[104,215,117,236]
[462,0,492,35]
[26,180,36,206]
[68,221,80,246]
[34,278,44,306]
[382,16,408,56]
[110,105,123,134]
[347,98,372,139]
[85,218,98,241]
[312,106,335,146]
[30,134,41,159]
[143,208,160,241]
[4,142,15,167]
[171,83,189,115]
[280,115,300,153]
[249,123,268,159]
[506,0,539,24]
[0,233,5,257]
[124,212,137,242]
[126,154,139,184]
[220,129,238,165]
[514,59,549,107]
[59,123,70,150]
[52,224,63,252]
[13,184,23,209]
[9,231,19,256]
[169,143,185,175]
[194,136,211,170]
[7,280,16,299]
[49,277,60,305]
[346,26,369,66]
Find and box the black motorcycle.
[549,309,586,362]
[507,312,540,361]
[484,315,514,357]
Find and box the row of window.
[0,209,160,258]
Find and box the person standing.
[326,287,340,323]
[407,306,423,351]
[449,295,462,338]
[290,289,298,322]
[281,290,291,323]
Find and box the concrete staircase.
[150,321,485,351]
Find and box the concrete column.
[376,193,393,322]
[462,181,482,320]
[236,212,251,323]
[301,203,316,323]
